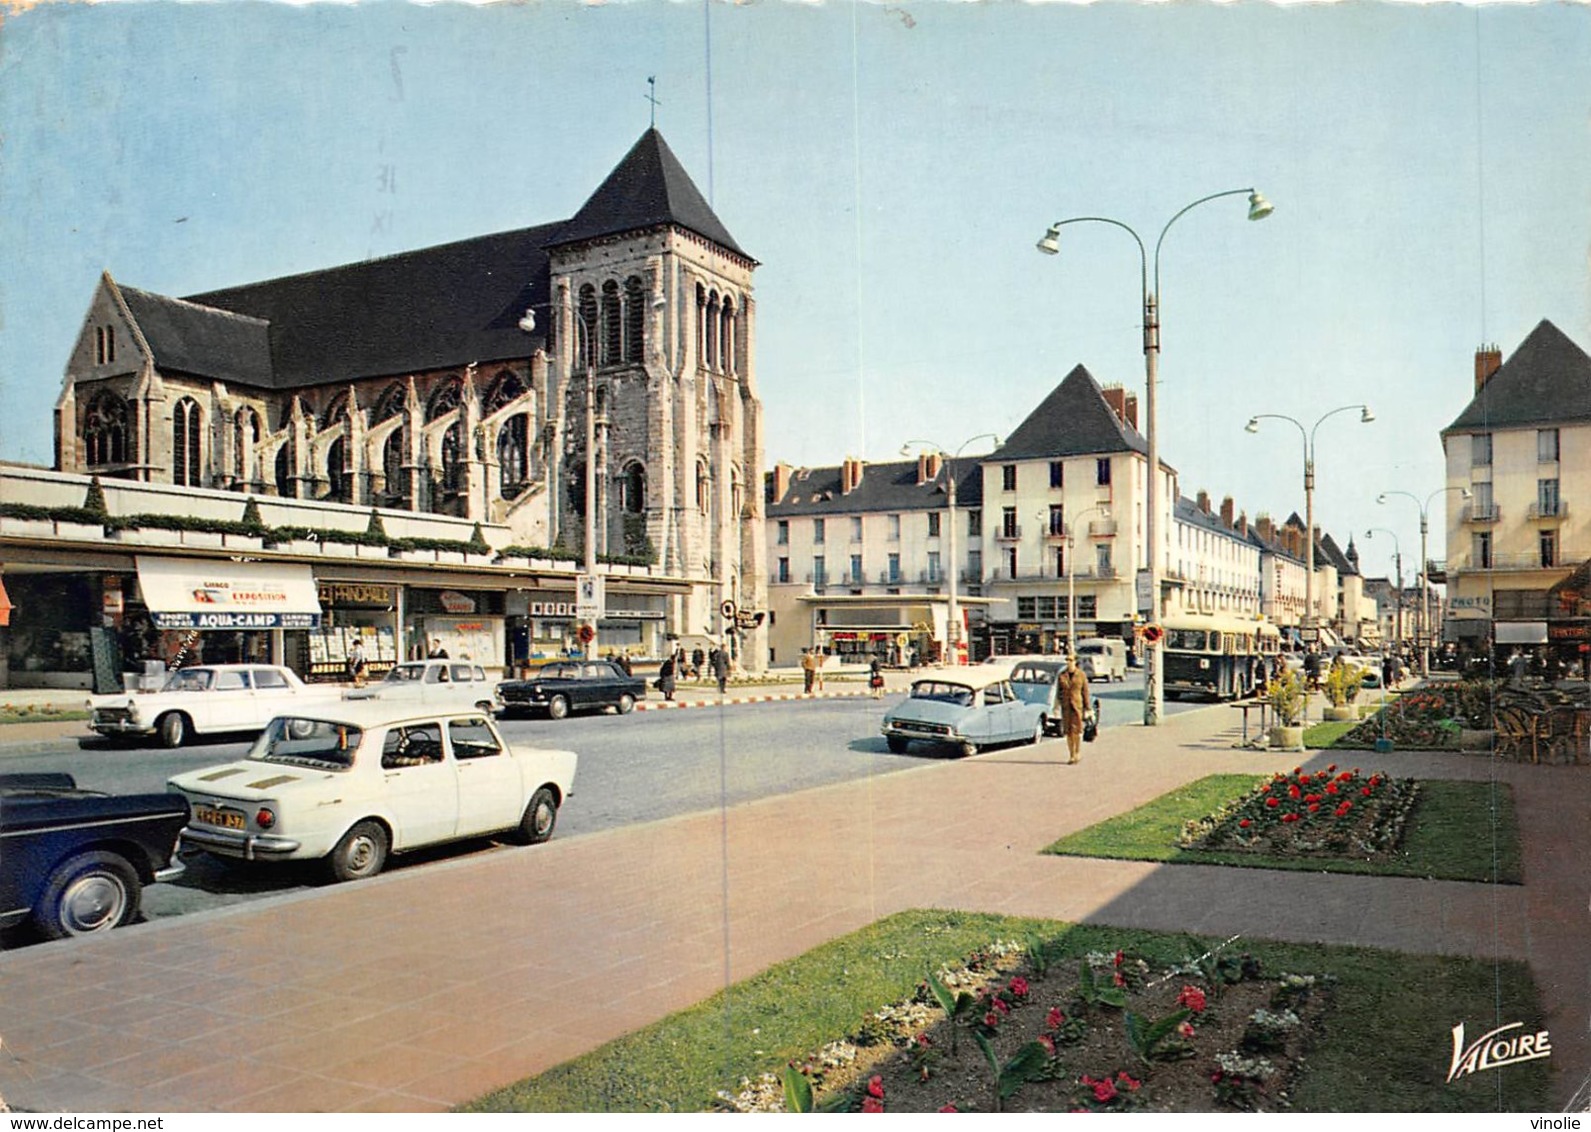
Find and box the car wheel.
[326,820,389,883]
[960,741,978,759]
[37,850,140,939]
[1030,719,1044,746]
[156,712,189,749]
[518,786,559,845]
[886,735,910,754]
[547,694,570,721]
[475,699,494,714]
[616,693,636,715]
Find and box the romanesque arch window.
[383,428,408,509]
[83,390,131,466]
[721,297,737,375]
[484,371,526,415]
[439,421,464,495]
[696,284,708,366]
[601,280,622,366]
[373,383,406,423]
[705,292,721,371]
[696,459,710,513]
[498,414,529,499]
[426,379,462,423]
[325,436,349,503]
[624,276,646,363]
[172,397,202,487]
[274,440,296,499]
[234,407,261,481]
[620,461,646,514]
[578,284,599,369]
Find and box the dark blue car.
[0,773,189,940]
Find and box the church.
[48,129,767,663]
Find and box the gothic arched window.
[439,421,464,494]
[621,461,646,514]
[275,440,296,499]
[624,276,646,363]
[373,383,406,423]
[426,379,462,423]
[484,371,526,415]
[326,436,348,502]
[601,280,622,366]
[383,428,408,509]
[83,390,131,466]
[172,397,202,486]
[321,393,350,431]
[498,414,528,498]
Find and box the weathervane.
[646,76,661,128]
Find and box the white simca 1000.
[167,703,577,882]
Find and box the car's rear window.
[251,718,362,769]
[909,681,974,706]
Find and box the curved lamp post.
[1245,404,1374,641]
[1364,527,1404,654]
[1038,188,1273,725]
[1049,504,1112,656]
[902,434,1000,665]
[1377,486,1471,675]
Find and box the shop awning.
[136,556,322,630]
[1495,621,1548,645]
[0,575,11,627]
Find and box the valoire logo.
[1447,1021,1551,1082]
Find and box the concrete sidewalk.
[0,702,1582,1112]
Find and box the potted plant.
[1266,670,1306,751]
[1322,660,1365,722]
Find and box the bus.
[1161,614,1281,701]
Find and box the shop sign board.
[439,590,477,614]
[318,582,397,608]
[137,556,322,630]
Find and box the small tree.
[364,509,389,545]
[1325,661,1365,707]
[240,496,266,534]
[82,476,109,520]
[468,523,490,555]
[1266,671,1306,726]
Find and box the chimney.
[1256,514,1274,542]
[1196,490,1211,514]
[917,452,942,485]
[1101,384,1128,424]
[1475,343,1503,392]
[1237,510,1248,537]
[1220,496,1235,528]
[1124,394,1139,430]
[771,461,793,503]
[841,457,863,495]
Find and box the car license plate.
[196,806,246,830]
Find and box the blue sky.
[1,1,1586,582]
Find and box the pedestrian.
[347,638,368,687]
[801,648,817,694]
[691,645,706,681]
[1057,652,1091,765]
[657,650,677,701]
[1248,655,1264,697]
[616,651,633,677]
[428,638,449,660]
[814,648,826,692]
[1303,647,1321,693]
[868,656,885,699]
[711,644,730,693]
[1381,652,1395,689]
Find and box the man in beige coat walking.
[1056,653,1091,765]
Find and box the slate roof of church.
[1444,320,1591,433]
[990,365,1150,460]
[766,458,986,517]
[110,130,743,392]
[1319,532,1358,576]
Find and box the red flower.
[1112,970,1127,988]
[1211,1070,1225,1084]
[937,1105,959,1113]
[1266,797,1281,808]
[1177,985,1207,1013]
[1308,803,1320,813]
[1178,1020,1196,1039]
[1326,784,1339,795]
[1113,950,1125,968]
[1009,976,1030,998]
[916,1033,932,1047]
[1327,763,1337,772]
[984,1012,1001,1029]
[1282,813,1300,823]
[861,1096,884,1113]
[1091,1078,1118,1103]
[1292,766,1302,775]
[867,1076,884,1100]
[1039,1034,1057,1055]
[1239,818,1252,829]
[1116,1071,1142,1091]
[1361,787,1373,797]
[1047,1007,1066,1030]
[1288,785,1301,799]
[993,997,1012,1014]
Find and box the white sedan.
[343,659,497,714]
[87,664,338,748]
[168,703,577,882]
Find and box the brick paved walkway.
[0,701,1583,1112]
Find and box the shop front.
[304,580,402,684]
[405,587,505,671]
[505,591,668,667]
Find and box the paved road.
[0,674,1200,942]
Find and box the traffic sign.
[720,600,738,620]
[576,573,604,622]
[1141,624,1164,645]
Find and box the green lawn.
[462,909,1547,1113]
[0,707,87,726]
[1304,720,1361,748]
[1043,774,1522,883]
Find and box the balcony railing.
[1528,500,1567,521]
[1088,518,1118,537]
[986,564,1117,582]
[1461,503,1500,524]
[1448,553,1562,572]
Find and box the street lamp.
[1038,188,1273,726]
[1245,404,1374,641]
[902,434,1000,665]
[1377,486,1471,676]
[1364,527,1404,654]
[1041,504,1112,655]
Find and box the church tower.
[544,130,767,667]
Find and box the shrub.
[1266,671,1305,725]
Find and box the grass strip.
[462,910,1547,1113]
[1304,720,1360,748]
[0,709,88,726]
[1043,774,1522,883]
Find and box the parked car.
[1008,658,1068,735]
[87,663,335,748]
[495,660,647,719]
[344,659,497,714]
[0,772,188,939]
[168,704,577,882]
[880,669,1048,758]
[1075,637,1128,682]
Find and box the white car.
[343,659,497,713]
[87,664,337,748]
[168,703,577,882]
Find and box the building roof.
[554,129,749,260]
[113,130,742,392]
[118,284,274,387]
[1319,532,1358,576]
[1444,320,1591,434]
[1173,496,1253,548]
[766,458,985,517]
[990,365,1149,461]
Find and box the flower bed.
[1341,691,1461,748]
[1177,765,1419,859]
[716,939,1333,1113]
